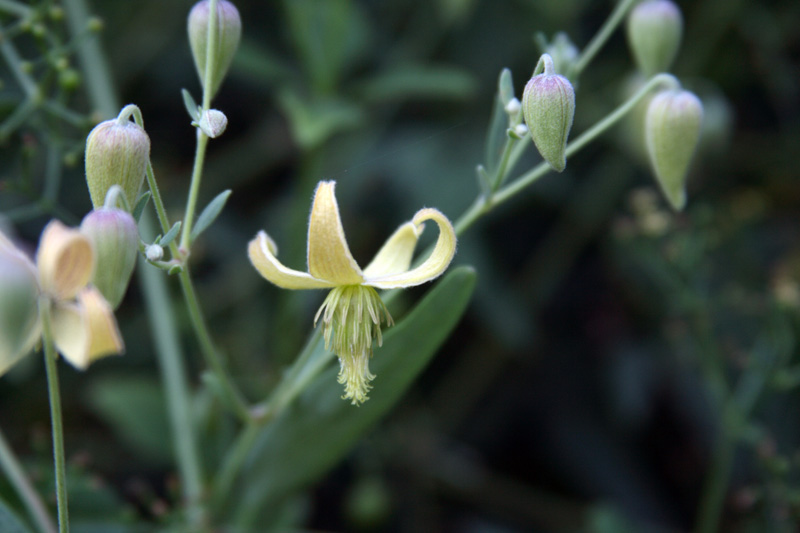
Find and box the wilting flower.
[248,181,457,404]
[0,221,124,376]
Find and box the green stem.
[180,0,218,250]
[40,303,69,533]
[178,269,252,423]
[0,33,38,98]
[179,132,210,251]
[0,427,57,533]
[695,404,737,533]
[572,0,639,76]
[0,0,31,17]
[138,247,207,529]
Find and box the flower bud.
[85,118,150,209]
[80,208,139,309]
[0,246,40,376]
[145,244,164,262]
[626,0,683,77]
[522,54,575,172]
[197,108,228,138]
[188,0,241,99]
[645,89,703,211]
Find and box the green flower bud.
[0,246,40,376]
[188,0,241,100]
[522,54,575,172]
[80,208,139,309]
[85,118,150,209]
[645,89,703,211]
[626,0,683,77]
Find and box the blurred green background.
[2,0,800,531]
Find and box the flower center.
[314,285,393,404]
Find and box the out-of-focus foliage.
[1,0,800,531]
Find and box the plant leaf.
[131,191,151,224]
[0,497,32,533]
[485,68,514,174]
[181,89,200,121]
[160,221,182,247]
[230,266,476,526]
[190,190,231,243]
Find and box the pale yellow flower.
[0,221,124,375]
[248,181,457,404]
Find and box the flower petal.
[248,231,335,289]
[307,181,364,285]
[36,220,94,301]
[365,208,456,289]
[362,221,423,279]
[51,287,123,370]
[0,248,41,377]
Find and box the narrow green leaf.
[131,191,151,223]
[167,264,183,275]
[0,495,34,533]
[160,221,182,247]
[485,68,514,173]
[181,89,200,121]
[190,190,231,243]
[231,267,476,526]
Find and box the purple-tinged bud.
[0,244,40,375]
[645,89,703,211]
[80,208,139,309]
[188,0,241,99]
[626,0,683,77]
[522,54,575,172]
[85,118,150,209]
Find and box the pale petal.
[307,181,364,285]
[0,248,41,376]
[248,231,335,289]
[52,287,123,370]
[365,208,456,289]
[36,220,94,301]
[362,221,423,279]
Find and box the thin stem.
[0,0,32,17]
[138,249,207,529]
[0,34,39,97]
[179,131,209,251]
[0,427,57,533]
[40,303,69,533]
[572,0,639,76]
[180,0,218,250]
[491,135,519,191]
[695,404,737,533]
[178,268,251,423]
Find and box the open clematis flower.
[248,181,457,404]
[0,220,124,376]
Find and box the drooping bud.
[80,208,139,309]
[645,89,703,210]
[188,0,241,100]
[0,243,41,376]
[197,108,228,138]
[626,0,683,77]
[85,117,150,209]
[522,54,576,172]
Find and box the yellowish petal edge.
[248,231,335,290]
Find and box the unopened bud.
[80,208,139,309]
[0,244,40,375]
[197,109,228,138]
[145,244,164,262]
[522,54,575,172]
[626,0,683,77]
[645,89,703,211]
[85,117,150,209]
[504,98,521,117]
[188,0,241,100]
